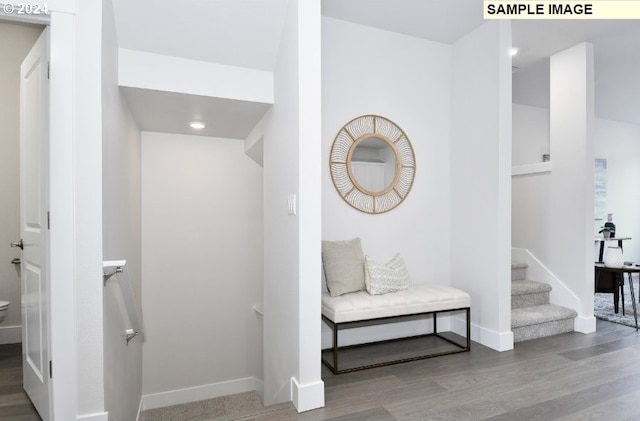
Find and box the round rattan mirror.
[330,115,416,214]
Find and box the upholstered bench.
[321,284,471,374]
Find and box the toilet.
[0,301,9,324]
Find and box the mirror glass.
[349,137,397,193]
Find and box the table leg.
[599,242,605,262]
[620,274,626,316]
[628,272,638,331]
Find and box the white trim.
[0,326,21,344]
[449,314,469,340]
[291,378,324,413]
[512,162,552,176]
[575,315,596,333]
[140,377,263,411]
[469,321,513,351]
[76,413,108,421]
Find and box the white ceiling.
[322,0,484,45]
[111,0,288,71]
[111,0,640,136]
[121,88,272,139]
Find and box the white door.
[19,27,50,421]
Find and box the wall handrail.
[103,260,143,344]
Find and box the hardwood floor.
[0,343,41,421]
[141,319,640,421]
[309,320,640,421]
[6,320,640,420]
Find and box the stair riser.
[512,267,526,281]
[512,292,549,309]
[513,319,574,343]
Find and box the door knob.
[10,239,23,250]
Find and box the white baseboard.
[77,412,108,421]
[141,377,263,411]
[469,322,513,351]
[575,315,596,333]
[450,313,513,351]
[0,325,21,344]
[291,378,324,412]
[449,314,469,339]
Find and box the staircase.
[511,262,577,342]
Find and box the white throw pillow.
[322,238,365,297]
[364,253,410,295]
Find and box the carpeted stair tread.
[512,280,552,296]
[511,304,577,328]
[511,262,528,281]
[511,261,528,269]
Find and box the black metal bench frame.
[321,306,471,374]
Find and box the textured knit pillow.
[322,238,365,297]
[364,253,410,295]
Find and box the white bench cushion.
[322,284,470,324]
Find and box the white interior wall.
[513,103,549,167]
[321,17,452,294]
[118,48,274,104]
[512,43,596,331]
[47,4,84,419]
[101,0,143,419]
[594,119,640,263]
[140,131,263,406]
[321,17,452,347]
[262,0,323,411]
[513,107,640,265]
[294,0,323,412]
[450,21,513,351]
[74,0,108,416]
[262,0,300,406]
[0,21,43,344]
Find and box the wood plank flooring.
[0,343,41,421]
[140,319,640,421]
[5,319,640,420]
[310,320,640,421]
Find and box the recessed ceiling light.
[510,47,520,57]
[189,121,206,130]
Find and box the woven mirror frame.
[329,115,416,214]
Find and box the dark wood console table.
[594,263,639,330]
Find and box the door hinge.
[49,360,52,378]
[47,211,50,230]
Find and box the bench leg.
[433,312,437,334]
[332,322,338,373]
[466,307,471,350]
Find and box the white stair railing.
[103,260,143,344]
